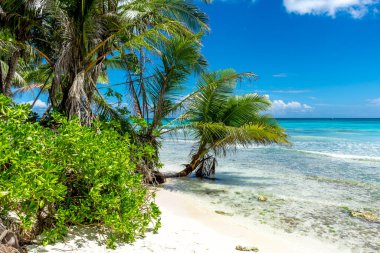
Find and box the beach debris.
[215,210,233,216]
[257,195,268,202]
[349,211,380,223]
[235,245,259,252]
[0,244,21,253]
[205,189,227,196]
[0,220,24,253]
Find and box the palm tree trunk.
[2,50,20,96]
[138,48,149,124]
[49,75,60,108]
[85,64,102,123]
[127,70,143,117]
[164,144,207,178]
[0,63,3,95]
[66,71,86,120]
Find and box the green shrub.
[0,95,160,248]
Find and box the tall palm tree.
[0,31,34,95]
[1,0,209,124]
[29,0,208,124]
[146,35,207,144]
[0,0,42,96]
[118,0,209,125]
[122,35,207,183]
[169,69,289,178]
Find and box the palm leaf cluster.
[174,69,289,177]
[0,0,209,125]
[0,0,289,179]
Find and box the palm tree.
[168,69,289,178]
[123,35,207,183]
[146,35,207,144]
[118,0,209,126]
[0,0,42,96]
[32,0,209,180]
[0,31,34,95]
[25,0,209,125]
[1,0,209,124]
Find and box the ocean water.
[159,119,380,253]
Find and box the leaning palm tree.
[117,0,209,125]
[146,35,207,145]
[128,34,207,183]
[170,69,289,178]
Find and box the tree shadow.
[26,226,109,252]
[163,171,278,195]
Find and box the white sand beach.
[27,186,349,253]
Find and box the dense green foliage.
[0,0,289,247]
[0,95,160,248]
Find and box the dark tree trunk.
[85,64,102,122]
[58,85,70,113]
[2,50,20,96]
[127,70,143,117]
[59,70,88,123]
[0,62,3,95]
[165,164,195,178]
[138,48,149,123]
[49,75,60,108]
[164,145,206,178]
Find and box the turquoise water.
[160,119,380,253]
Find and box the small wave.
[294,150,380,162]
[163,138,197,143]
[305,175,376,188]
[291,135,347,141]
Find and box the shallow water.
[160,119,380,253]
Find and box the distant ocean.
[160,118,380,252]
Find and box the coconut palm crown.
[174,69,289,178]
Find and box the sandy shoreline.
[28,187,349,253]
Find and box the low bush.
[0,95,160,248]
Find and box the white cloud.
[26,99,48,108]
[257,89,311,94]
[283,0,379,18]
[272,73,288,78]
[265,95,313,115]
[271,100,312,111]
[368,98,380,106]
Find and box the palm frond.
[93,92,125,122]
[148,34,207,129]
[188,69,256,123]
[176,69,289,177]
[220,94,271,126]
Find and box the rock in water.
[214,210,233,216]
[350,211,380,223]
[235,245,259,252]
[257,195,268,202]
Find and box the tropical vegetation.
[167,69,289,178]
[0,0,289,249]
[0,95,160,248]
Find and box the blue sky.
[197,0,380,117]
[17,0,380,118]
